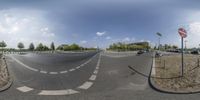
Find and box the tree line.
[56,44,97,51]
[107,42,150,51]
[0,41,97,52]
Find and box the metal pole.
[181,37,184,76]
[158,37,160,51]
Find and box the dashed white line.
[69,68,75,72]
[76,66,81,69]
[11,56,39,72]
[89,75,97,81]
[40,71,47,74]
[17,86,33,92]
[78,81,93,90]
[80,64,84,67]
[38,89,79,95]
[49,72,58,74]
[60,70,68,74]
[93,70,98,74]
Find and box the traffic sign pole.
[181,37,184,76]
[178,28,187,77]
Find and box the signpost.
[178,28,187,76]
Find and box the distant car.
[184,51,191,54]
[191,50,199,54]
[155,52,163,57]
[137,50,144,55]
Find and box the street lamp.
[156,32,162,51]
[184,40,187,51]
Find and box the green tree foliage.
[57,43,82,51]
[18,42,24,50]
[50,42,55,50]
[172,45,178,49]
[36,43,49,51]
[70,43,80,50]
[29,43,35,51]
[108,42,150,51]
[56,43,97,51]
[0,41,7,53]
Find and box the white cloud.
[185,22,200,47]
[96,31,106,36]
[80,40,87,44]
[106,36,111,40]
[123,37,130,42]
[189,22,200,36]
[0,8,56,48]
[122,37,135,42]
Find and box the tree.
[172,45,178,49]
[0,41,7,53]
[29,43,35,51]
[50,42,55,51]
[70,43,80,50]
[36,43,44,51]
[18,42,24,53]
[36,43,49,51]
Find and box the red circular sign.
[178,28,187,38]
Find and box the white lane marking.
[60,70,68,74]
[96,66,99,70]
[93,70,98,74]
[78,81,93,90]
[40,70,47,74]
[49,72,58,74]
[78,53,98,68]
[11,56,39,72]
[17,86,33,92]
[80,64,84,67]
[76,66,81,69]
[89,75,97,81]
[69,68,75,72]
[38,89,79,95]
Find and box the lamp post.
[156,32,162,51]
[184,40,187,51]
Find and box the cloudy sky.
[0,0,200,48]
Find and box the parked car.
[184,51,191,54]
[155,52,163,57]
[137,50,144,55]
[191,50,199,54]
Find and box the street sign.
[178,27,187,77]
[178,28,187,38]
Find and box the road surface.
[0,51,199,100]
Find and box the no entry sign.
[178,28,187,38]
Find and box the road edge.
[0,56,13,92]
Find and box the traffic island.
[150,54,200,93]
[0,54,12,91]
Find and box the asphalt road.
[0,51,200,100]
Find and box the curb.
[0,56,13,92]
[0,77,13,92]
[148,53,200,94]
